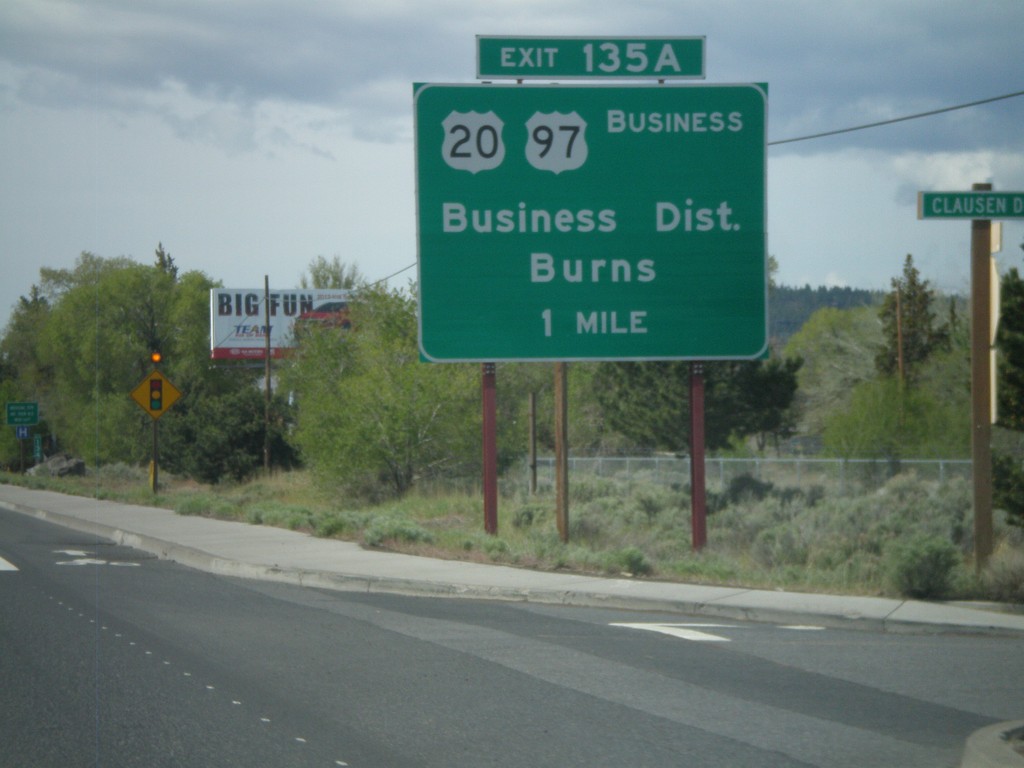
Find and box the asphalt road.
[1,508,1020,768]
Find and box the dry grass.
[4,466,1022,601]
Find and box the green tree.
[822,377,966,460]
[591,356,801,454]
[162,387,299,483]
[283,284,480,497]
[994,253,1024,526]
[784,305,883,436]
[0,250,272,477]
[875,254,949,382]
[730,356,804,451]
[996,265,1024,431]
[35,255,178,462]
[154,242,178,280]
[299,256,363,290]
[0,286,52,397]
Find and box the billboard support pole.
[264,275,272,474]
[482,363,498,534]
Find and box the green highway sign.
[476,37,705,80]
[918,191,1024,219]
[5,401,39,426]
[414,83,767,362]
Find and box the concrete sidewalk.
[4,483,1024,768]
[2,483,1022,636]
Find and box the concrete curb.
[4,495,1024,638]
[960,721,1024,768]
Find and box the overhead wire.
[374,89,1024,288]
[768,88,1024,146]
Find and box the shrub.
[723,474,774,505]
[614,547,652,576]
[884,534,961,599]
[364,516,434,547]
[482,537,511,557]
[569,476,619,504]
[175,494,237,518]
[245,503,316,530]
[752,524,809,568]
[511,503,548,529]
[981,546,1024,603]
[632,487,677,524]
[314,512,371,539]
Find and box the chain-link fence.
[525,456,972,495]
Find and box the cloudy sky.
[1,0,1022,332]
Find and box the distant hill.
[769,284,883,346]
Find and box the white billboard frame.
[209,288,350,360]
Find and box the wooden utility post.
[917,183,1024,570]
[969,183,994,568]
[554,363,569,543]
[528,392,538,495]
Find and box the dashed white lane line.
[0,555,18,571]
[46,592,354,766]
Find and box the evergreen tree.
[154,242,178,280]
[996,265,1024,431]
[592,356,801,454]
[994,250,1024,526]
[875,254,949,382]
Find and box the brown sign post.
[131,365,182,493]
[918,182,1024,569]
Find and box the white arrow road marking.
[57,558,109,566]
[611,622,736,642]
[53,549,140,567]
[611,622,827,642]
[0,555,18,571]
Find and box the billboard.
[209,288,350,360]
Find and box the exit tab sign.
[918,191,1024,219]
[477,36,705,80]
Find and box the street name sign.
[477,36,705,80]
[5,401,38,426]
[414,82,767,362]
[918,191,1024,219]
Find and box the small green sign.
[477,36,705,80]
[5,401,39,426]
[414,83,767,362]
[918,191,1024,219]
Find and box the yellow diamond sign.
[131,371,181,420]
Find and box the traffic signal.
[149,378,163,411]
[150,351,162,365]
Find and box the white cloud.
[1,0,1023,330]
